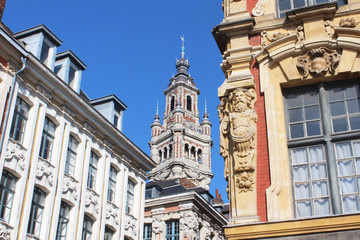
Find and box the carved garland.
[297,47,340,78]
[180,211,199,238]
[218,88,257,194]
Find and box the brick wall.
[0,0,6,21]
[249,34,270,222]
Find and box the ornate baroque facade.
[213,0,360,239]
[0,16,155,240]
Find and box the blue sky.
[3,0,228,201]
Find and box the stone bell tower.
[148,38,213,190]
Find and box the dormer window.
[40,40,51,64]
[68,66,76,88]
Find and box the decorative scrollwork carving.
[180,211,198,238]
[36,158,54,188]
[261,31,290,47]
[85,189,99,216]
[124,214,138,237]
[152,217,162,235]
[297,47,340,78]
[62,175,78,202]
[325,20,335,38]
[252,0,266,16]
[339,17,360,28]
[5,140,26,172]
[105,202,120,225]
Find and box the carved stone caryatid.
[62,174,78,203]
[218,87,258,223]
[180,211,198,238]
[153,169,171,181]
[36,158,54,191]
[297,47,340,78]
[229,88,257,192]
[203,221,212,240]
[5,139,26,174]
[84,189,99,217]
[105,202,120,226]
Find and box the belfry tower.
[149,39,213,190]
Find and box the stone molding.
[0,221,12,240]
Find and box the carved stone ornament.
[62,174,78,202]
[5,139,26,173]
[152,217,163,235]
[105,202,120,226]
[0,222,12,240]
[153,168,171,181]
[203,221,212,240]
[124,214,138,237]
[325,20,335,38]
[252,0,266,16]
[184,169,211,190]
[339,17,360,28]
[296,26,305,46]
[261,31,290,47]
[180,211,199,238]
[218,88,257,193]
[36,158,54,189]
[85,189,99,216]
[297,47,340,78]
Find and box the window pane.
[347,99,360,114]
[295,183,310,199]
[309,146,324,163]
[296,200,312,217]
[303,90,318,105]
[340,177,357,194]
[287,93,302,108]
[336,142,352,159]
[305,106,320,120]
[350,115,360,130]
[292,148,307,164]
[306,121,321,136]
[328,87,344,101]
[294,0,306,8]
[289,108,303,122]
[314,198,330,215]
[330,102,346,116]
[344,84,359,99]
[311,164,327,179]
[342,196,360,213]
[294,166,309,181]
[338,160,355,176]
[312,181,328,197]
[290,123,304,138]
[332,117,348,132]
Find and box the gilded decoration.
[297,47,340,78]
[218,88,257,194]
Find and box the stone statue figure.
[218,88,257,193]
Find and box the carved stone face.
[232,90,247,113]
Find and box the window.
[143,224,152,240]
[27,187,46,237]
[10,97,30,143]
[39,117,56,160]
[107,166,117,202]
[114,105,121,128]
[0,171,16,223]
[284,80,360,218]
[65,136,78,177]
[54,65,62,74]
[68,66,76,88]
[126,180,135,214]
[56,202,70,240]
[82,216,93,240]
[104,226,114,240]
[186,95,192,111]
[40,41,51,64]
[87,151,98,190]
[278,0,346,17]
[165,220,179,240]
[170,96,175,111]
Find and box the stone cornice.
[225,214,360,240]
[286,2,338,24]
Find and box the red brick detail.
[247,0,258,16]
[249,34,261,47]
[179,178,197,189]
[250,36,270,222]
[164,205,179,213]
[0,55,8,68]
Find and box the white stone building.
[0,23,155,240]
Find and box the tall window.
[87,151,98,190]
[143,224,152,240]
[107,166,117,202]
[68,66,76,88]
[104,226,114,240]
[0,170,16,223]
[10,97,30,143]
[56,202,70,240]
[82,215,93,240]
[284,80,360,218]
[40,41,51,64]
[39,117,56,160]
[126,180,135,214]
[165,220,179,240]
[170,96,175,111]
[65,136,78,177]
[278,0,346,17]
[27,187,46,237]
[186,95,192,111]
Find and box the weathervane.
[181,35,185,58]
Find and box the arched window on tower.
[164,147,168,159]
[158,150,162,162]
[170,96,175,111]
[186,95,192,111]
[191,146,196,160]
[197,149,202,163]
[185,144,189,158]
[169,144,173,158]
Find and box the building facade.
[0,22,155,240]
[144,44,227,240]
[213,0,360,239]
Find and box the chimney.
[0,0,6,21]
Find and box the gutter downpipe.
[0,56,27,154]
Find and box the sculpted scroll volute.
[218,88,257,193]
